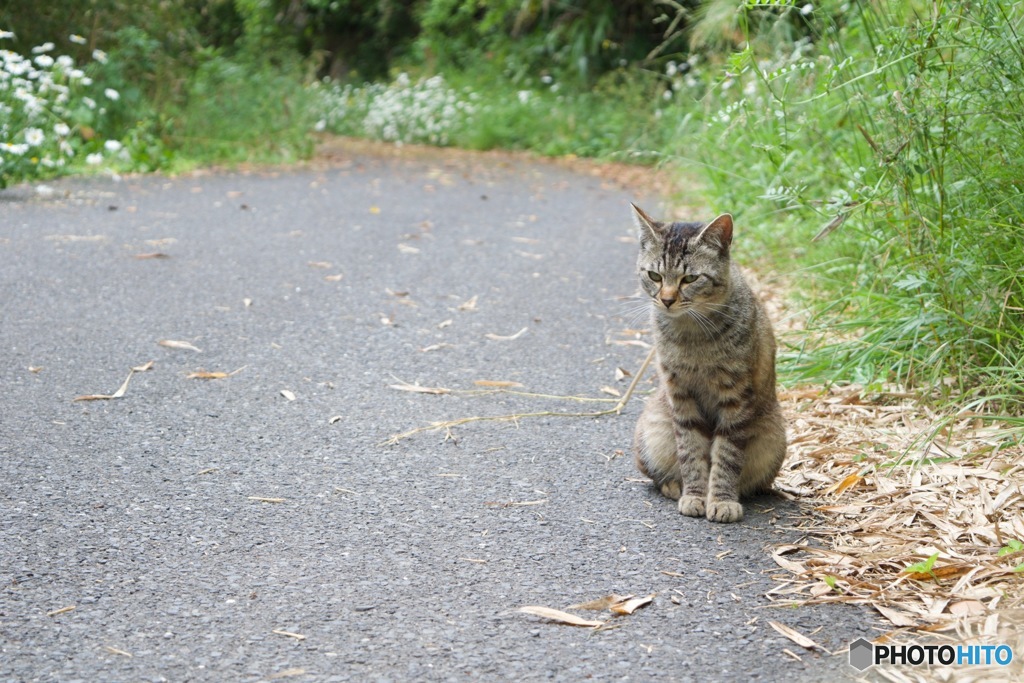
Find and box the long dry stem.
[381,348,656,446]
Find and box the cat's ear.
[697,213,734,253]
[631,203,664,245]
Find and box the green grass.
[673,0,1024,420]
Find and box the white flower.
[86,152,103,165]
[104,139,122,152]
[32,42,55,54]
[83,96,96,109]
[104,87,119,100]
[69,34,87,45]
[54,122,71,136]
[57,55,73,68]
[801,3,814,14]
[0,30,15,40]
[3,142,29,155]
[92,49,107,64]
[24,127,45,146]
[517,90,530,104]
[34,54,54,68]
[666,61,678,77]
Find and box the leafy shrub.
[0,33,138,187]
[683,0,1024,410]
[315,72,477,146]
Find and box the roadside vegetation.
[2,0,1022,426]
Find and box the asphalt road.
[1,144,876,681]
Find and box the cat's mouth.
[656,300,689,317]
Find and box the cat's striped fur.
[630,204,786,523]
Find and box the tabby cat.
[630,204,786,523]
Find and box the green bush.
[682,0,1024,411]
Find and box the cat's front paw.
[678,495,706,517]
[660,480,682,500]
[706,500,743,523]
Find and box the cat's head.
[631,203,734,318]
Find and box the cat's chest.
[655,336,742,398]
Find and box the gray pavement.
[0,147,874,681]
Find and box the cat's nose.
[660,296,676,308]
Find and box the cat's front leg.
[673,419,712,518]
[705,434,746,523]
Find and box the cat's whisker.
[617,296,654,328]
[685,308,717,338]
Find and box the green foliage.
[315,65,673,161]
[416,0,688,85]
[903,552,939,580]
[166,49,317,163]
[1,2,318,186]
[998,539,1023,557]
[679,0,1024,413]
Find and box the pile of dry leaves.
[770,381,1024,679]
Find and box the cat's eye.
[681,274,699,284]
[647,271,662,282]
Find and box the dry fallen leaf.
[272,629,306,640]
[369,206,381,214]
[397,243,420,254]
[280,389,296,401]
[307,261,332,269]
[518,606,604,628]
[187,371,228,380]
[474,380,524,388]
[73,369,136,402]
[248,496,286,504]
[388,382,450,395]
[875,604,919,626]
[269,668,306,680]
[324,273,344,282]
[826,472,863,495]
[600,386,621,397]
[132,361,155,372]
[46,606,76,617]
[949,600,986,617]
[187,366,243,380]
[768,621,826,652]
[457,295,478,312]
[134,252,169,260]
[158,340,202,352]
[615,367,631,381]
[611,595,655,615]
[485,327,528,341]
